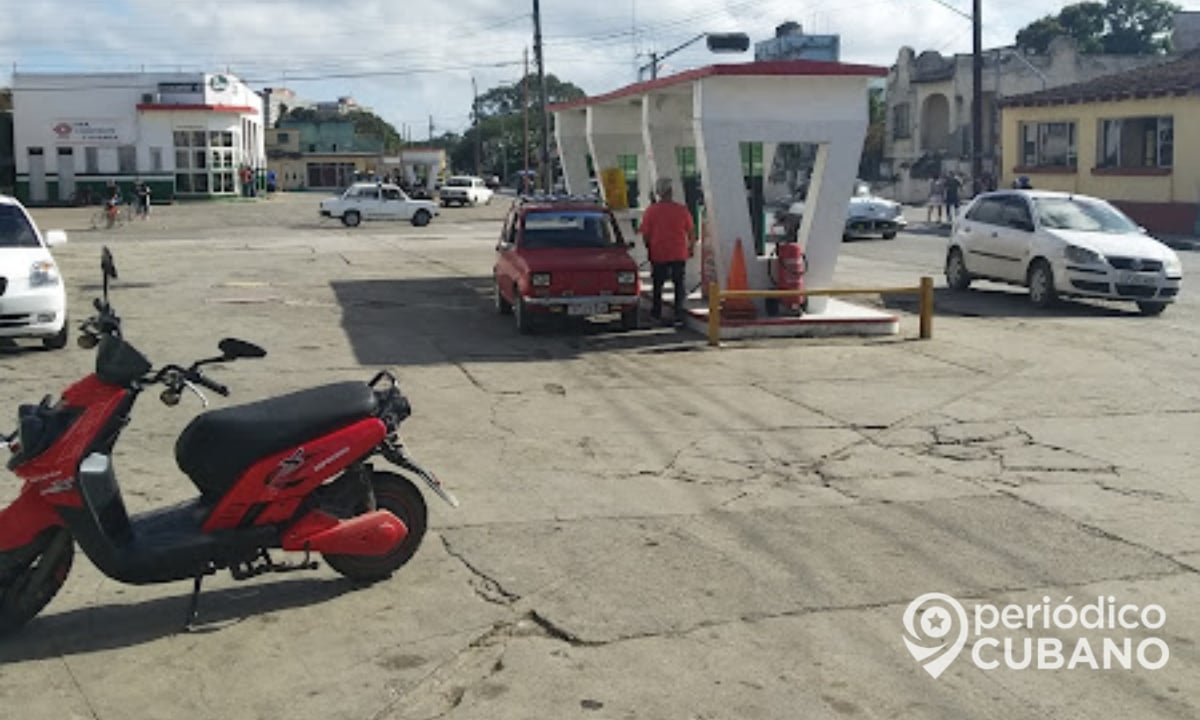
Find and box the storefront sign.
[51,118,130,145]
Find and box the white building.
[12,71,266,204]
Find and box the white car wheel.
[1027,260,1057,308]
[945,248,972,291]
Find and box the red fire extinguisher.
[767,239,807,315]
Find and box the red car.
[493,197,641,333]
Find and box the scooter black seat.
[175,382,378,501]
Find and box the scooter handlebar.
[191,372,229,397]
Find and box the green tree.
[346,110,403,153]
[1015,0,1179,55]
[859,87,887,180]
[451,74,586,177]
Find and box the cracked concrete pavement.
[0,192,1197,719]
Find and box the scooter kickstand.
[184,574,203,631]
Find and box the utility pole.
[500,114,509,184]
[533,0,551,191]
[472,76,481,177]
[523,48,531,193]
[972,0,984,190]
[428,114,434,143]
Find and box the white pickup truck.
[439,176,494,207]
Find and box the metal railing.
[705,276,935,347]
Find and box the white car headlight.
[1064,245,1104,266]
[1164,253,1183,277]
[29,260,61,287]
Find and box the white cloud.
[5,0,1199,134]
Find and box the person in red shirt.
[639,177,696,326]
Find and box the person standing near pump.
[639,177,696,327]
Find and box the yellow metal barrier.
[706,276,935,346]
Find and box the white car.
[439,176,493,207]
[0,195,69,349]
[319,182,439,228]
[946,190,1182,315]
[769,181,907,241]
[846,181,907,239]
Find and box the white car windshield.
[0,206,40,248]
[1034,197,1139,234]
[445,178,472,187]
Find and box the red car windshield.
[521,211,617,249]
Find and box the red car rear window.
[522,211,618,249]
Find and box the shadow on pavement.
[330,277,704,366]
[0,577,356,661]
[881,286,1145,319]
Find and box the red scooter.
[0,248,457,634]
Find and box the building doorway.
[27,147,46,203]
[56,147,75,202]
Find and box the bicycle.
[90,200,133,230]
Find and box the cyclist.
[104,187,123,228]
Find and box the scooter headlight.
[29,260,61,287]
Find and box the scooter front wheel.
[0,527,74,636]
[323,471,427,582]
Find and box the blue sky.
[3,0,1198,136]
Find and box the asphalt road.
[0,192,1196,720]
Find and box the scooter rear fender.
[0,486,65,551]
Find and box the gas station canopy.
[550,60,887,315]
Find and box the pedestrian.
[943,172,962,222]
[134,178,151,219]
[639,176,696,327]
[926,176,944,224]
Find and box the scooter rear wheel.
[0,527,74,636]
[323,471,428,582]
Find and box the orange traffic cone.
[723,238,757,321]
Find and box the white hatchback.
[0,195,69,349]
[947,190,1182,315]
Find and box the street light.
[639,32,751,81]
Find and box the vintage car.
[319,182,438,227]
[770,181,907,241]
[493,196,640,333]
[439,176,494,207]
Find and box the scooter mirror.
[219,338,267,360]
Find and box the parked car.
[846,181,907,239]
[946,190,1183,315]
[0,195,69,349]
[768,180,906,241]
[439,176,494,207]
[493,197,640,333]
[319,182,438,227]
